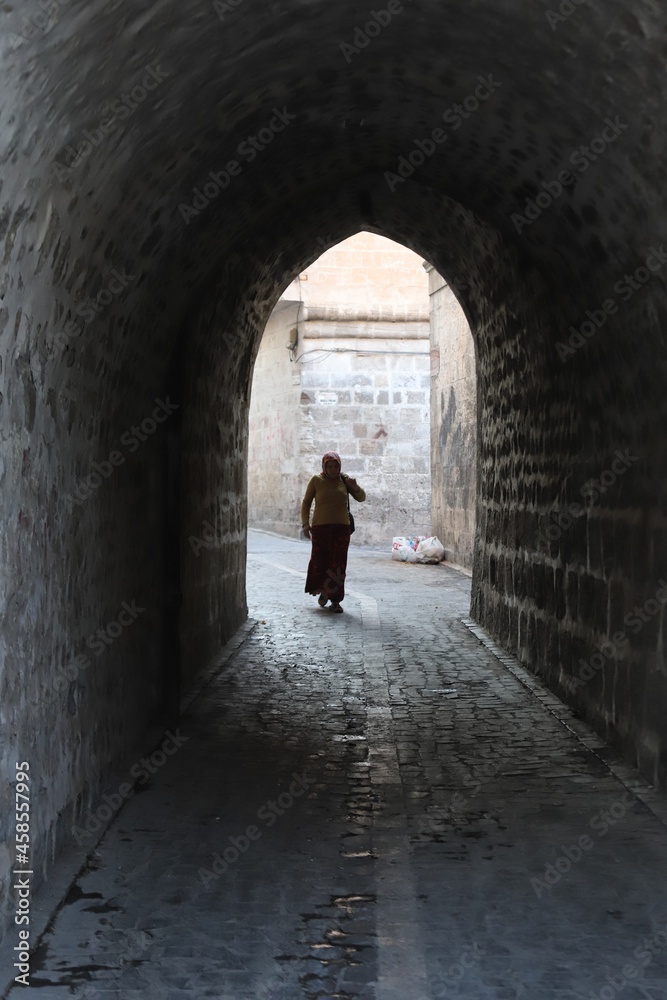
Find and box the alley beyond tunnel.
[3,532,667,1000]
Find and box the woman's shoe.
[330,602,343,613]
[318,595,328,607]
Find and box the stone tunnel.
[1,0,667,960]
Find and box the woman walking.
[301,452,366,613]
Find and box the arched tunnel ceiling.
[4,0,665,339]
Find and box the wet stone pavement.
[4,529,667,1000]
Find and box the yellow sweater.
[301,475,366,527]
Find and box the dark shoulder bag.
[342,475,355,534]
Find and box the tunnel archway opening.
[178,186,524,692]
[245,228,478,580]
[247,231,434,549]
[178,172,665,805]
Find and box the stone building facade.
[248,233,432,547]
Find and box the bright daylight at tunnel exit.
[1,1,667,998]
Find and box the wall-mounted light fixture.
[287,325,298,361]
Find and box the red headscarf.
[321,451,341,478]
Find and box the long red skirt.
[304,524,351,602]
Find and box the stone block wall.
[282,229,430,310]
[248,232,432,547]
[0,204,174,943]
[465,244,667,794]
[374,186,667,797]
[426,265,477,569]
[247,301,304,536]
[298,321,431,546]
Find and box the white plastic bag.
[415,536,445,563]
[391,536,426,562]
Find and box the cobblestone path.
[3,531,667,1000]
